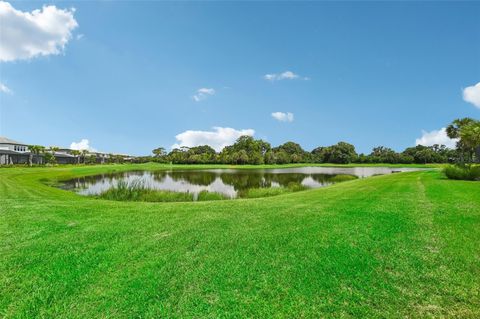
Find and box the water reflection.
[60,167,420,199]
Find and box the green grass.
[238,182,308,199]
[1,163,479,318]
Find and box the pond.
[59,167,421,201]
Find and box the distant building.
[0,137,32,165]
[0,136,133,165]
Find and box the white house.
[0,136,134,165]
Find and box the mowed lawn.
[0,164,479,318]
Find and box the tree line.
[147,139,456,165]
[145,118,479,165]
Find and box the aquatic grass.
[197,190,230,201]
[238,186,291,198]
[97,179,194,202]
[238,183,307,198]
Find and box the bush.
[444,165,480,181]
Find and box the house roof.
[0,136,26,145]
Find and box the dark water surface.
[60,167,421,199]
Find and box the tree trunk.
[29,153,33,166]
[476,146,480,163]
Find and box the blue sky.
[0,1,479,155]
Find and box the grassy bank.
[1,164,479,318]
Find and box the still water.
[60,167,420,199]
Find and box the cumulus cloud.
[70,139,96,152]
[264,71,309,81]
[0,82,12,94]
[271,112,294,122]
[0,1,78,62]
[192,88,215,102]
[415,127,458,149]
[172,127,255,152]
[463,82,480,109]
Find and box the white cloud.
[0,1,78,62]
[463,82,480,109]
[70,139,96,152]
[264,71,309,81]
[415,127,458,149]
[172,127,255,152]
[0,82,12,94]
[192,88,215,102]
[271,112,294,122]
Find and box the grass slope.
[0,164,479,318]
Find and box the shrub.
[444,165,480,181]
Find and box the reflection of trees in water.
[310,174,357,184]
[152,171,168,183]
[168,171,217,186]
[67,170,358,193]
[219,172,309,190]
[73,174,108,188]
[264,173,306,187]
[310,174,335,184]
[72,171,143,188]
[219,172,269,190]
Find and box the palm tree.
[27,145,36,166]
[27,145,45,166]
[71,150,81,164]
[459,121,480,163]
[446,118,474,139]
[446,118,476,163]
[38,146,46,164]
[46,146,59,165]
[49,146,59,153]
[81,149,89,164]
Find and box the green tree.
[27,145,45,166]
[446,118,476,163]
[71,150,81,164]
[369,146,400,163]
[459,121,480,163]
[219,136,271,165]
[152,147,167,158]
[44,152,56,165]
[272,141,307,163]
[81,150,89,164]
[46,146,59,165]
[401,145,450,164]
[312,142,357,164]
